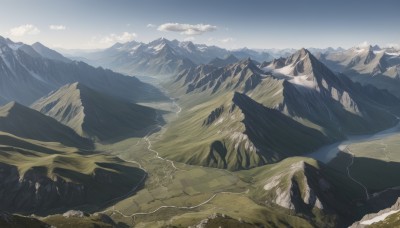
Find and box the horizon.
[1,0,399,50]
[0,34,395,53]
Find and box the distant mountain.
[157,49,400,170]
[0,36,166,105]
[31,42,72,63]
[317,45,400,97]
[208,54,239,68]
[231,47,273,62]
[307,47,345,54]
[32,83,159,142]
[0,102,92,149]
[73,38,276,77]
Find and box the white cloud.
[98,32,137,46]
[220,37,234,43]
[183,36,195,41]
[49,25,66,30]
[9,24,40,36]
[147,23,156,28]
[157,23,217,35]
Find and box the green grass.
[329,134,400,193]
[0,131,146,215]
[41,214,117,228]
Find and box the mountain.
[155,49,400,170]
[245,157,364,227]
[317,45,400,97]
[72,38,277,77]
[0,102,92,149]
[31,42,71,63]
[32,83,159,142]
[0,36,166,105]
[208,54,239,68]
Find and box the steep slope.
[243,157,364,227]
[351,198,400,227]
[31,42,71,63]
[0,131,146,215]
[157,49,400,170]
[263,48,400,134]
[318,45,400,97]
[0,36,166,105]
[185,58,265,94]
[32,83,158,142]
[0,102,92,149]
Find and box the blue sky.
[1,0,399,49]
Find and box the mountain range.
[0,36,166,105]
[1,34,400,227]
[156,48,400,170]
[72,38,278,77]
[316,45,400,98]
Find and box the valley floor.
[30,89,400,227]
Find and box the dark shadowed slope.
[0,102,93,149]
[32,82,159,142]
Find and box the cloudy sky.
[1,0,399,50]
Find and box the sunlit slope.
[0,131,145,215]
[0,102,93,149]
[32,82,159,142]
[156,49,400,170]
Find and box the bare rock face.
[263,161,327,211]
[62,210,87,218]
[351,198,400,228]
[203,105,224,126]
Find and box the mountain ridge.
[32,82,159,142]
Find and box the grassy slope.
[329,134,400,192]
[0,102,93,149]
[0,131,145,214]
[154,75,334,170]
[32,83,159,142]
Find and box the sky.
[0,0,399,50]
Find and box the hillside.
[0,102,93,149]
[32,83,159,142]
[0,131,146,215]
